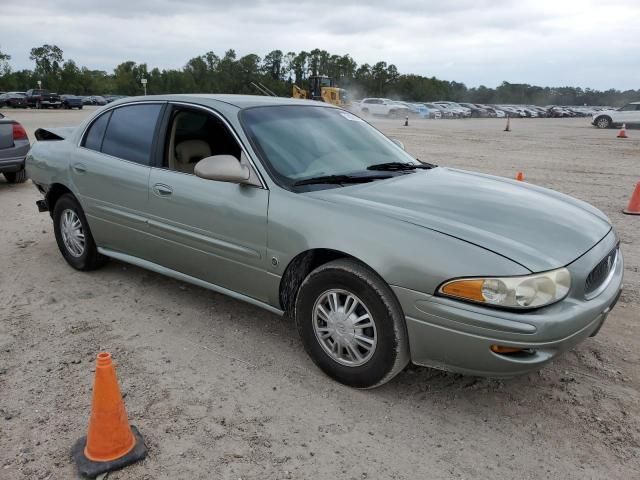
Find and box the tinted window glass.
[83,111,112,151]
[101,104,162,165]
[241,106,419,189]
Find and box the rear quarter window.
[82,111,112,151]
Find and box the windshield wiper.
[293,173,393,187]
[367,161,437,171]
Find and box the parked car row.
[0,90,128,109]
[349,99,619,120]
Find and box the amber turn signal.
[440,279,485,302]
[490,345,524,354]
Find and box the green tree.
[0,45,11,76]
[29,44,64,89]
[263,50,283,80]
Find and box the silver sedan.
[26,95,623,388]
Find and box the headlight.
[438,268,571,309]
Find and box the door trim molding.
[97,247,284,316]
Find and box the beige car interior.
[166,109,240,175]
[165,108,261,186]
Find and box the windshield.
[240,105,420,189]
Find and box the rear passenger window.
[83,111,111,151]
[101,104,162,165]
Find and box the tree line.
[0,44,638,106]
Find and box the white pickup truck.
[592,101,640,128]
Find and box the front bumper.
[392,230,624,377]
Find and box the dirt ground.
[1,107,639,479]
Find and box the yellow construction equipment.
[292,75,350,107]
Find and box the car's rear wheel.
[361,108,369,116]
[595,116,612,129]
[53,194,107,271]
[4,170,28,184]
[295,259,409,388]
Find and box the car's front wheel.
[295,259,409,388]
[53,194,107,271]
[595,116,612,129]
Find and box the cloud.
[1,0,639,89]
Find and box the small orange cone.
[516,171,525,181]
[72,352,147,477]
[623,182,640,215]
[617,124,628,138]
[504,115,511,132]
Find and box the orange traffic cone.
[504,115,511,132]
[516,171,525,181]
[623,182,640,215]
[72,352,147,477]
[617,124,628,138]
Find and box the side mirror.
[390,138,405,150]
[194,155,250,183]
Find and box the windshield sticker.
[340,112,365,122]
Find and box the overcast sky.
[1,0,639,90]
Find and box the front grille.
[585,246,618,298]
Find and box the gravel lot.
[1,107,639,479]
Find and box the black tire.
[52,194,107,271]
[295,259,410,388]
[3,169,28,184]
[595,116,612,129]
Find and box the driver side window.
[163,106,241,175]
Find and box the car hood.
[308,167,611,272]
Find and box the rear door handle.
[153,183,173,197]
[72,163,87,174]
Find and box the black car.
[104,95,127,103]
[459,102,490,118]
[61,95,84,110]
[82,95,107,106]
[0,93,27,108]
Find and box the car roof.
[108,94,336,110]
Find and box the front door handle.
[153,183,173,197]
[72,163,87,174]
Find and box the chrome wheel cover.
[60,209,85,257]
[312,289,377,367]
